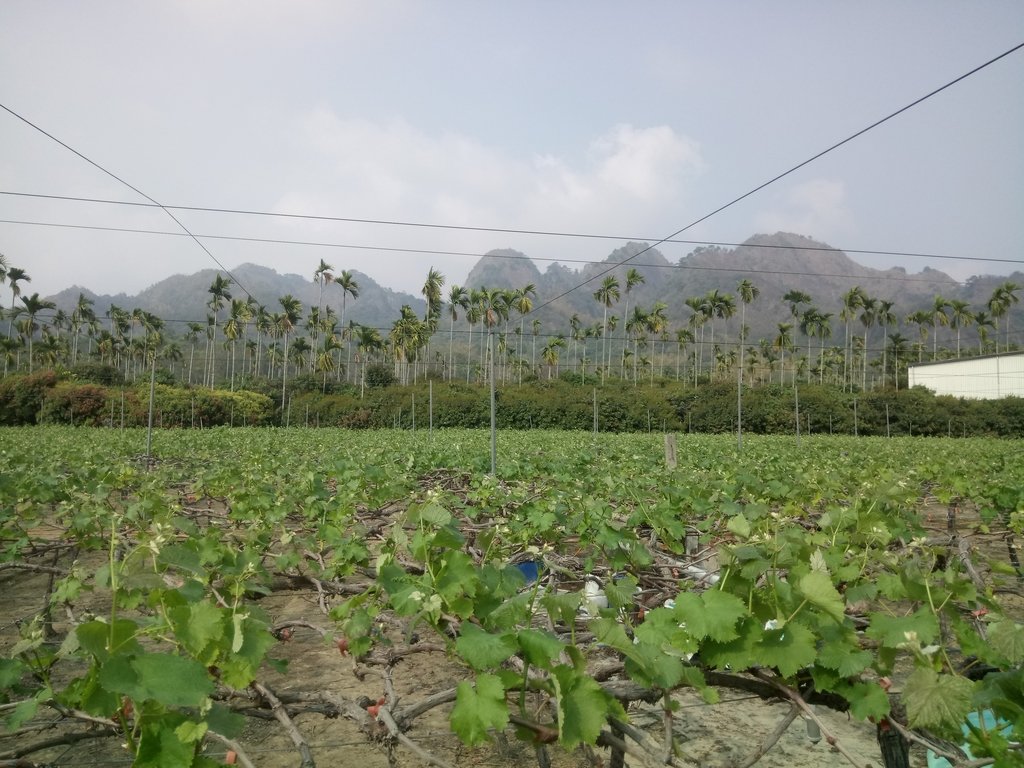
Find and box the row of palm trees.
[0,254,60,375]
[1,252,1021,395]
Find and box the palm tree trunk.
[448,318,456,382]
[281,333,290,413]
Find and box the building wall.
[909,353,1024,399]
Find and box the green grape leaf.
[541,591,582,626]
[5,696,40,732]
[410,501,452,527]
[842,681,891,722]
[875,573,906,600]
[987,619,1024,665]
[675,589,746,643]
[755,621,817,678]
[174,720,208,744]
[170,601,224,659]
[450,674,508,745]
[679,665,717,702]
[157,542,203,575]
[700,618,761,671]
[98,654,142,701]
[797,570,845,622]
[0,658,27,688]
[552,665,621,748]
[436,551,478,605]
[455,624,517,671]
[816,626,873,677]
[205,703,245,739]
[844,581,878,605]
[131,652,214,707]
[135,716,193,768]
[77,618,141,661]
[866,609,939,647]
[903,668,974,731]
[231,612,246,654]
[634,606,693,649]
[604,575,639,611]
[624,640,684,689]
[517,629,565,670]
[727,514,751,539]
[219,613,276,689]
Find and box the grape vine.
[1,427,1021,767]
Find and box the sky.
[1,1,1023,303]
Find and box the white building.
[908,353,1024,399]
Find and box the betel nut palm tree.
[620,268,644,375]
[421,267,445,375]
[593,275,620,382]
[446,284,469,381]
[206,275,232,388]
[512,283,536,379]
[987,281,1020,354]
[335,270,359,381]
[6,266,30,343]
[947,299,974,359]
[277,294,303,412]
[19,293,56,373]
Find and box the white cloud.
[287,110,520,220]
[753,179,854,238]
[289,110,703,222]
[593,124,703,200]
[267,113,706,290]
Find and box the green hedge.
[38,382,111,426]
[0,372,274,428]
[129,384,275,427]
[0,371,59,425]
[3,369,1024,436]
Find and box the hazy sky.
[2,2,1023,301]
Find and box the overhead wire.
[0,104,255,302]
[1,191,1021,271]
[525,39,1024,316]
[1,217,1006,286]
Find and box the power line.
[1,189,1021,269]
[526,40,1024,316]
[0,217,983,286]
[0,104,254,302]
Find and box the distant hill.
[48,263,426,333]
[457,233,1023,351]
[45,233,1023,351]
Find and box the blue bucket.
[514,560,540,583]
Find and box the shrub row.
[287,378,1024,437]
[1,369,1022,436]
[0,371,274,427]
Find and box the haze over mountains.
[47,232,1022,349]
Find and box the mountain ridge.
[44,232,1022,349]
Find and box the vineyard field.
[1,427,1022,768]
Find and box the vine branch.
[752,671,866,768]
[251,681,316,768]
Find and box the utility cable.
[526,40,1024,315]
[1,190,1021,269]
[0,103,254,302]
[0,218,989,285]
